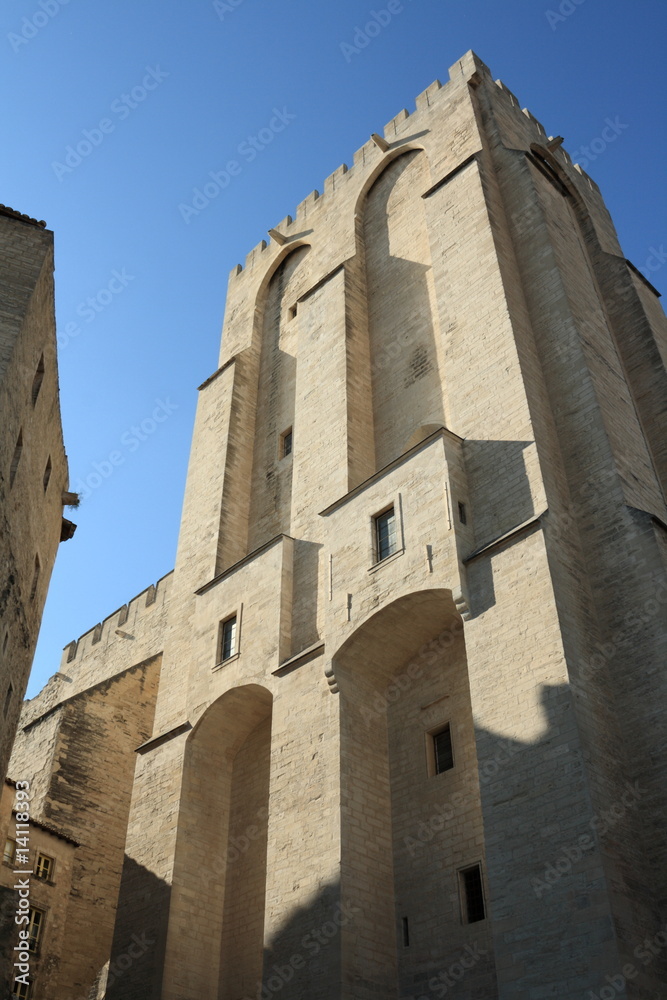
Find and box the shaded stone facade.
[4,51,667,999]
[0,207,72,788]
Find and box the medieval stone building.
[0,205,76,998]
[0,205,75,998]
[0,206,73,787]
[3,51,667,999]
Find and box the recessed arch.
[355,148,447,470]
[252,241,312,316]
[353,144,431,220]
[247,245,311,551]
[529,142,582,205]
[332,588,487,993]
[169,684,273,998]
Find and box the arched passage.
[169,684,273,999]
[332,589,494,998]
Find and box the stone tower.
[6,51,667,1000]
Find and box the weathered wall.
[5,653,162,999]
[0,210,70,786]
[13,49,666,1000]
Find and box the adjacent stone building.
[0,206,74,998]
[0,206,73,789]
[4,51,667,999]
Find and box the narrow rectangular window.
[35,853,54,881]
[459,865,486,923]
[401,916,410,947]
[219,616,237,662]
[280,427,293,458]
[433,725,454,774]
[28,908,43,952]
[375,506,397,562]
[3,683,13,718]
[29,556,41,602]
[3,838,16,865]
[10,431,22,488]
[43,457,52,492]
[12,978,31,999]
[457,501,467,525]
[31,355,45,405]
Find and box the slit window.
[10,431,23,487]
[219,615,237,662]
[459,865,486,923]
[280,427,293,458]
[43,457,52,492]
[375,506,397,562]
[35,853,54,882]
[3,684,13,718]
[458,501,467,525]
[433,725,454,774]
[29,556,41,602]
[31,355,45,405]
[401,916,410,947]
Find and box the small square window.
[280,428,293,458]
[374,506,397,562]
[4,838,16,865]
[459,864,486,923]
[218,616,237,662]
[35,853,54,881]
[432,725,454,775]
[27,908,43,952]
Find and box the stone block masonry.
[6,50,667,1000]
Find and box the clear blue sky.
[2,0,664,697]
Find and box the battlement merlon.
[216,49,626,368]
[24,572,173,718]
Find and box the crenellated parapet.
[226,50,607,289]
[20,572,173,728]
